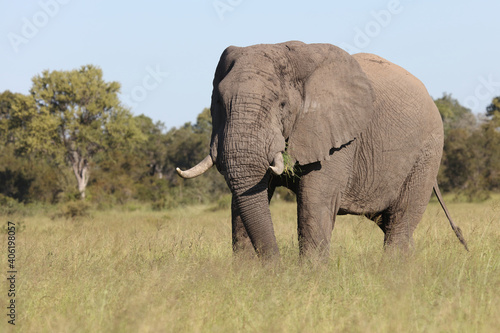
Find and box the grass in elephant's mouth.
[8,195,500,332]
[282,150,299,179]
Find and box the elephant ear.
[287,46,374,165]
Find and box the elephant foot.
[383,237,415,259]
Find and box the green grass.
[282,150,298,179]
[1,197,499,332]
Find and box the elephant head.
[177,41,374,258]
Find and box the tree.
[0,91,15,143]
[134,114,169,179]
[435,93,476,135]
[437,94,500,200]
[0,91,35,144]
[162,108,229,205]
[486,96,500,128]
[164,108,212,181]
[0,91,70,203]
[486,96,500,117]
[11,65,144,199]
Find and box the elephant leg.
[381,144,441,251]
[231,195,254,256]
[380,208,420,250]
[296,164,345,259]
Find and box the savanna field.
[1,196,499,333]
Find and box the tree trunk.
[76,167,88,200]
[71,151,89,200]
[155,164,164,179]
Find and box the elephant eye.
[280,101,286,109]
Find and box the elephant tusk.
[269,152,284,176]
[176,155,214,179]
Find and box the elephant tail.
[433,181,469,251]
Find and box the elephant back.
[353,53,443,143]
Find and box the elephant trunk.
[233,179,280,258]
[219,96,282,259]
[223,149,280,258]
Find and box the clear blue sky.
[1,0,498,129]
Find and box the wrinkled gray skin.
[178,41,466,259]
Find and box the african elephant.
[177,41,468,259]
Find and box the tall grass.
[1,197,499,332]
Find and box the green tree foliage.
[0,91,38,144]
[134,114,169,179]
[435,93,476,135]
[162,108,229,207]
[476,121,500,190]
[10,65,144,199]
[81,108,227,209]
[164,109,212,177]
[0,91,17,143]
[486,96,500,117]
[1,92,72,203]
[0,145,70,203]
[436,94,500,200]
[486,96,500,128]
[1,69,229,207]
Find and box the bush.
[453,188,491,203]
[274,187,296,202]
[53,201,92,220]
[0,193,24,215]
[209,194,232,212]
